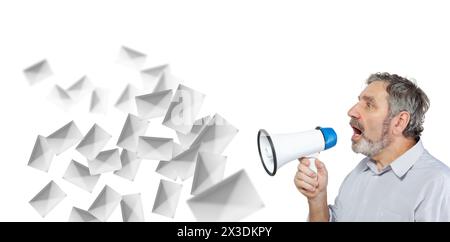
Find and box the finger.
[296,172,319,187]
[298,157,310,166]
[294,178,317,196]
[298,163,316,178]
[299,188,316,197]
[294,179,316,192]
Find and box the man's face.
[347,81,392,157]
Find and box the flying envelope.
[68,207,100,222]
[89,88,109,115]
[190,113,238,154]
[76,124,112,160]
[66,75,94,101]
[87,148,122,175]
[115,84,139,113]
[63,160,100,193]
[135,89,173,119]
[140,64,169,90]
[29,180,66,217]
[46,121,83,155]
[153,72,179,93]
[23,59,53,85]
[114,149,142,181]
[155,144,201,181]
[137,136,173,161]
[121,193,145,222]
[176,115,211,149]
[88,185,122,222]
[117,114,149,152]
[163,84,205,134]
[190,152,227,196]
[48,85,74,110]
[117,46,147,69]
[187,170,264,222]
[152,179,182,219]
[28,135,55,172]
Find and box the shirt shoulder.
[352,157,371,173]
[412,150,450,181]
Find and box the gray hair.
[366,72,430,141]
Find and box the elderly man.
[295,72,450,222]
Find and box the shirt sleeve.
[414,175,450,222]
[328,205,336,222]
[327,188,344,222]
[328,171,354,222]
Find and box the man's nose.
[347,104,360,119]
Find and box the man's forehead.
[359,81,388,102]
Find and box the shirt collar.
[363,139,425,178]
[390,139,424,178]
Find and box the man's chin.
[351,137,387,158]
[351,138,370,155]
[351,143,360,154]
[351,137,363,147]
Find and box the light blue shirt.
[329,140,450,221]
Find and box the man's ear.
[393,111,411,135]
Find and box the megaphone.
[257,127,337,176]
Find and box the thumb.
[315,159,328,176]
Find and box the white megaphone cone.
[257,127,337,176]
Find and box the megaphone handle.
[305,153,319,174]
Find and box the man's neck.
[371,138,417,171]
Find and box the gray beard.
[352,117,392,157]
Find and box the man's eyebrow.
[358,95,376,104]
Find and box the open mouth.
[350,122,363,140]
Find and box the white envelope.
[172,141,185,157]
[68,207,100,222]
[115,84,139,113]
[66,75,94,102]
[63,160,100,193]
[190,113,239,154]
[191,152,227,195]
[155,144,201,181]
[28,135,55,172]
[48,85,74,110]
[89,88,109,114]
[163,84,205,134]
[76,124,112,160]
[117,46,147,69]
[137,136,173,161]
[121,193,145,222]
[176,115,211,149]
[135,89,173,119]
[117,114,149,152]
[23,59,53,85]
[187,170,264,222]
[88,185,122,222]
[140,64,170,90]
[152,179,182,218]
[29,181,66,217]
[114,149,142,181]
[46,121,83,155]
[88,148,122,175]
[153,72,179,93]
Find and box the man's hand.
[294,158,330,221]
[294,158,328,199]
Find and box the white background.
[0,0,449,221]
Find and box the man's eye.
[366,102,372,108]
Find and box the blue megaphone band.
[319,127,337,150]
